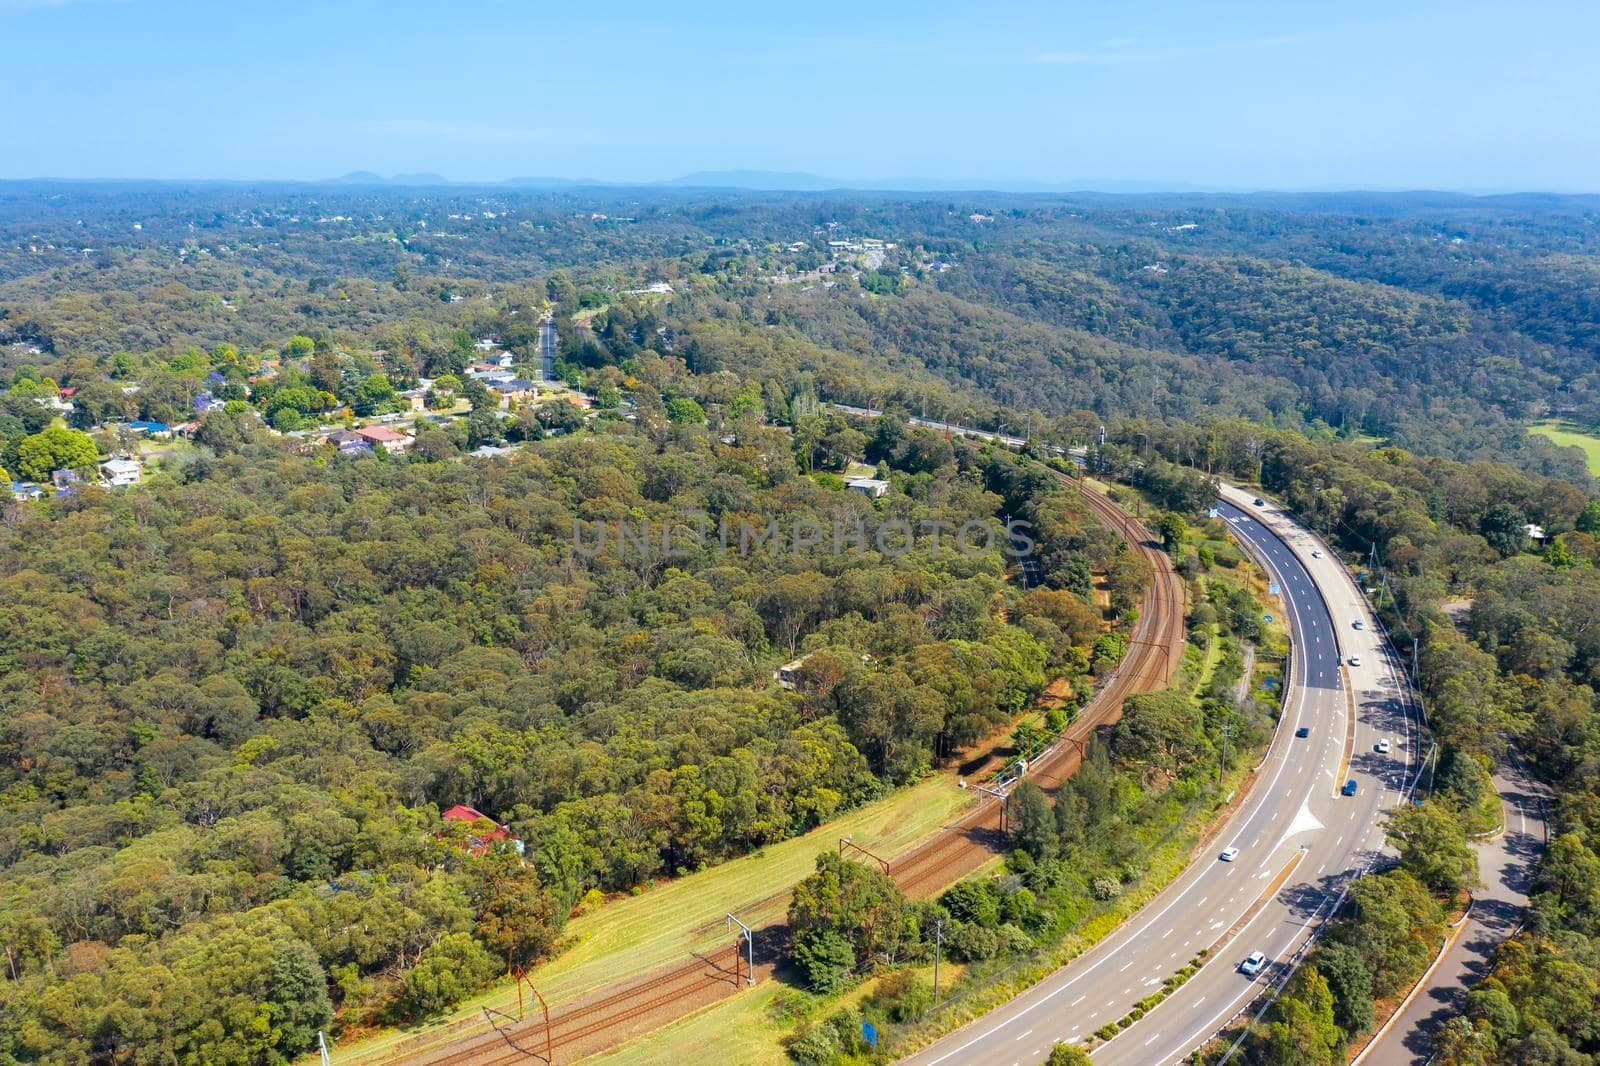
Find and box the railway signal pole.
[727,913,755,988]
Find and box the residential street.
[1362,759,1549,1064]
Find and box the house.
[467,365,516,385]
[9,482,43,502]
[325,429,373,455]
[125,420,173,438]
[775,653,814,690]
[398,388,428,413]
[490,378,538,404]
[1525,523,1547,542]
[845,476,890,499]
[441,804,524,856]
[101,458,141,487]
[51,469,80,490]
[193,392,226,415]
[354,425,413,454]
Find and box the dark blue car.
[1342,779,1358,796]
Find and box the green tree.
[1384,800,1478,896]
[283,334,316,361]
[401,933,500,1016]
[666,397,706,425]
[1315,941,1374,1036]
[1479,502,1529,557]
[1010,780,1058,862]
[793,928,856,994]
[467,849,559,969]
[267,939,334,1055]
[788,851,908,979]
[16,426,98,481]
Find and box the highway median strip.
[1088,846,1308,1050]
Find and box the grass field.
[326,774,978,1064]
[1529,420,1600,475]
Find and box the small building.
[9,481,43,502]
[1525,523,1547,542]
[441,804,524,856]
[101,458,141,487]
[845,476,889,499]
[354,425,413,454]
[775,653,814,690]
[398,388,428,413]
[125,420,173,438]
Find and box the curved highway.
[902,484,1423,1066]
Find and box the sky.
[3,0,1598,192]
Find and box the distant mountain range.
[322,169,1240,194]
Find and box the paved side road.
[1362,759,1548,1065]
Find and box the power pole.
[1219,720,1230,784]
[317,1032,331,1066]
[974,782,1010,833]
[727,913,755,988]
[932,919,944,1005]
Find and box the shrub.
[948,922,1002,962]
[1090,876,1122,901]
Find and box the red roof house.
[441,804,520,856]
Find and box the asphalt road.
[901,485,1422,1066]
[1362,759,1548,1065]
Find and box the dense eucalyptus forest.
[2,181,1600,1064]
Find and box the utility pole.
[973,782,1010,833]
[727,913,755,988]
[932,919,944,1005]
[1220,720,1230,784]
[317,1032,331,1066]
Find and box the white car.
[1348,655,1362,667]
[1311,549,1322,558]
[1240,951,1267,976]
[1376,738,1391,754]
[1353,620,1365,631]
[1219,846,1240,862]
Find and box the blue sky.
[3,0,1597,191]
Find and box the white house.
[101,459,142,487]
[845,477,889,499]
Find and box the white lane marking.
[1015,1030,1032,1041]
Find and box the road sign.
[862,1021,878,1047]
[1208,508,1220,518]
[1263,614,1274,623]
[1269,582,1280,595]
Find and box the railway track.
[415,476,1184,1065]
[424,945,745,1066]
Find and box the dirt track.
[412,478,1186,1065]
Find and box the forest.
[3,181,1600,1064]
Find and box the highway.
[902,484,1424,1066]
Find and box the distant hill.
[326,171,451,186]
